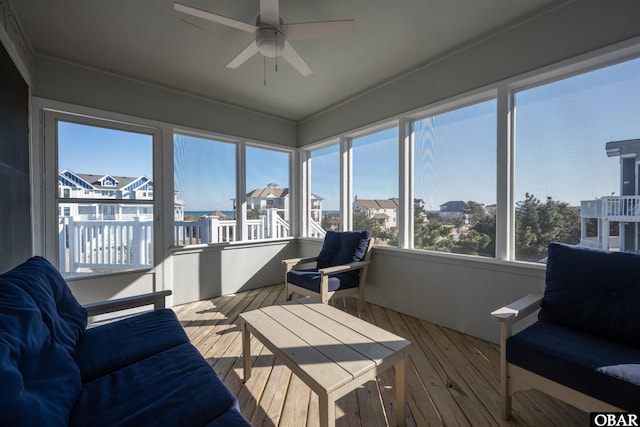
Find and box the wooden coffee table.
[240,298,411,427]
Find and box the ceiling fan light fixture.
[256,27,284,58]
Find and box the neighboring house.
[353,197,399,231]
[438,200,467,224]
[580,139,640,252]
[58,170,180,221]
[244,182,323,222]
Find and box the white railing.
[309,219,327,239]
[59,216,153,274]
[60,209,296,273]
[582,196,640,220]
[173,210,287,246]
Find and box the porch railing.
[60,210,328,274]
[581,195,640,220]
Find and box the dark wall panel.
[0,42,31,273]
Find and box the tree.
[515,193,580,262]
[464,201,487,226]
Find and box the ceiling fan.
[174,0,354,76]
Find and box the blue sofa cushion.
[74,309,190,382]
[507,320,640,410]
[540,243,640,346]
[0,283,82,426]
[287,268,359,293]
[0,256,87,355]
[70,342,247,427]
[316,230,370,277]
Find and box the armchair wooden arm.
[83,290,172,317]
[282,256,319,272]
[318,260,370,275]
[490,292,543,419]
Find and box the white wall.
[170,240,298,305]
[299,1,640,145]
[32,55,297,147]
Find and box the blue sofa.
[492,243,640,418]
[0,256,252,426]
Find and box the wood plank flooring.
[172,284,588,426]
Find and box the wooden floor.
[173,284,588,427]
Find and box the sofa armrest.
[83,290,172,317]
[318,260,370,275]
[491,293,543,325]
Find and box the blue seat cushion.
[507,320,640,410]
[0,283,82,426]
[74,309,190,382]
[287,269,359,293]
[70,342,248,427]
[540,243,640,346]
[0,256,87,355]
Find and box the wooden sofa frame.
[491,293,622,419]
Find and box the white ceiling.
[13,0,560,121]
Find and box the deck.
[173,284,588,426]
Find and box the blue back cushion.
[0,283,82,426]
[0,256,87,355]
[539,243,640,346]
[316,231,370,270]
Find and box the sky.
[58,57,640,213]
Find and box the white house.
[353,197,399,231]
[58,170,154,220]
[244,182,323,223]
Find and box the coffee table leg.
[318,393,335,427]
[395,354,407,427]
[242,321,251,383]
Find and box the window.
[352,126,399,246]
[245,146,291,239]
[56,119,154,277]
[412,100,497,257]
[514,58,640,262]
[308,143,340,237]
[174,133,236,245]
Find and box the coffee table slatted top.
[240,298,411,394]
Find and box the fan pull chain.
[263,55,267,86]
[275,30,278,72]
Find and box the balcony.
[176,284,587,426]
[581,195,640,221]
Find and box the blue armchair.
[283,230,372,310]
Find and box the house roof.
[64,172,152,191]
[355,198,399,210]
[440,201,466,212]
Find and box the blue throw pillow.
[0,257,87,355]
[540,243,640,346]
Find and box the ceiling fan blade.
[281,20,355,40]
[259,0,279,26]
[174,3,257,34]
[226,41,259,69]
[281,42,312,76]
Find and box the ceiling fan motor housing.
[256,27,285,57]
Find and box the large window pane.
[57,121,153,277]
[352,127,399,245]
[412,100,497,257]
[515,59,640,262]
[309,143,340,237]
[174,134,236,245]
[246,146,291,239]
